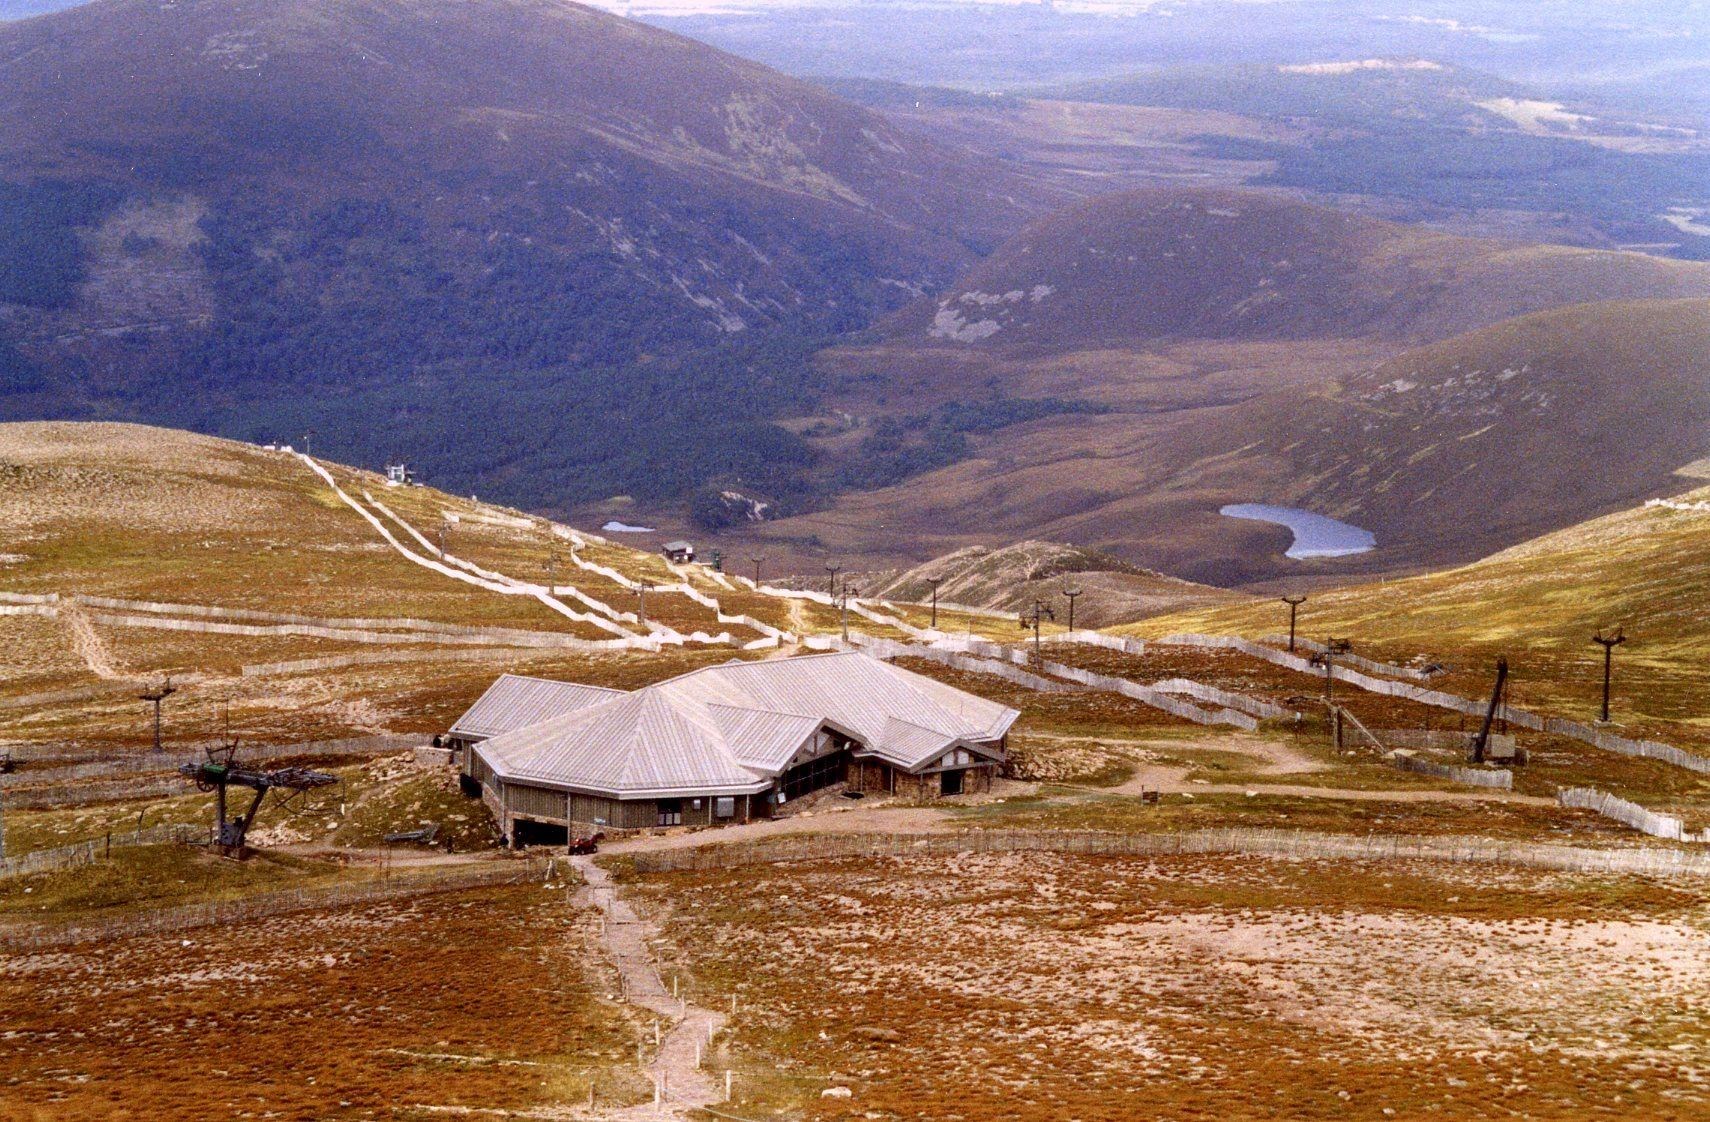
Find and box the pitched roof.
[473,651,1019,799]
[449,673,625,740]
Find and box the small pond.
[1219,503,1376,559]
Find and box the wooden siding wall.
[509,782,568,822]
[469,752,496,790]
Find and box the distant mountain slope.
[892,189,1710,350]
[0,0,1049,511]
[1147,296,1710,567]
[1056,59,1522,131]
[747,297,1710,587]
[861,540,1237,628]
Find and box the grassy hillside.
[887,188,1710,351]
[0,422,999,752]
[1128,487,1710,746]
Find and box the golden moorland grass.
[0,883,647,1118]
[1126,489,1710,752]
[627,850,1710,1121]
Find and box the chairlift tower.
[1061,585,1083,634]
[1591,629,1627,724]
[1019,600,1055,661]
[180,737,337,858]
[139,675,177,752]
[1281,595,1307,652]
[1309,638,1352,702]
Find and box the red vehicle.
[567,832,605,855]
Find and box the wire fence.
[852,637,1075,693]
[2,859,548,952]
[0,824,198,879]
[622,827,1710,878]
[1,734,422,809]
[1389,750,1513,789]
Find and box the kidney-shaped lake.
[1220,504,1376,559]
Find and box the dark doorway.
[513,819,568,847]
[940,769,964,796]
[656,799,683,827]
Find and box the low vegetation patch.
[0,883,646,1117]
[629,851,1710,1120]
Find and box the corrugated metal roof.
[870,717,958,769]
[475,651,1019,799]
[708,705,825,770]
[449,673,625,739]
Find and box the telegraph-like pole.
[636,583,650,626]
[1281,595,1307,652]
[1062,585,1083,634]
[1019,601,1055,661]
[927,577,943,629]
[1591,629,1627,723]
[1310,638,1351,702]
[139,675,177,753]
[749,556,765,587]
[824,563,841,599]
[300,429,315,457]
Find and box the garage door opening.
[512,819,568,848]
[940,769,964,796]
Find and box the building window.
[656,799,683,827]
[779,750,847,802]
[715,797,736,819]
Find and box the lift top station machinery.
[181,738,337,857]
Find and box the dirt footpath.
[574,855,726,1119]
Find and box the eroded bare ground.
[627,851,1710,1121]
[0,884,649,1119]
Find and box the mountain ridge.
[886,188,1710,351]
[0,0,1055,513]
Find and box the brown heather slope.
[886,188,1710,351]
[753,298,1710,585]
[1142,297,1710,570]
